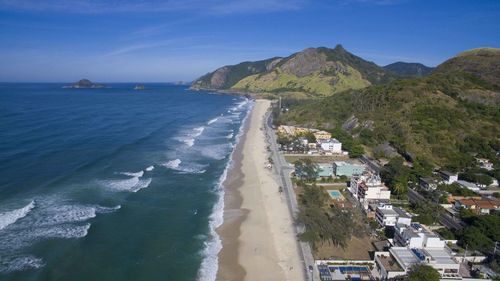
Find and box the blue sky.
[0,0,499,82]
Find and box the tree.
[407,264,440,281]
[294,158,318,181]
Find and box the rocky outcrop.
[65,79,106,89]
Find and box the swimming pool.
[327,190,344,200]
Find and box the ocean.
[0,83,252,281]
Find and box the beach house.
[375,204,412,227]
[349,172,391,209]
[333,161,365,177]
[439,171,458,185]
[319,138,342,154]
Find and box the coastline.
[216,99,303,281]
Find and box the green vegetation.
[191,57,280,89]
[456,213,500,253]
[383,62,434,78]
[410,202,440,225]
[329,127,364,158]
[459,168,494,186]
[296,184,364,250]
[192,45,396,97]
[279,70,500,170]
[435,228,456,240]
[437,183,476,197]
[294,158,318,181]
[407,264,441,281]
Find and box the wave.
[102,177,140,192]
[207,117,218,125]
[131,178,152,193]
[225,133,234,139]
[95,205,121,214]
[176,126,205,147]
[120,170,144,177]
[193,126,205,137]
[197,98,253,281]
[145,165,155,172]
[0,201,35,231]
[163,159,207,174]
[199,143,233,160]
[101,175,151,193]
[164,159,181,169]
[0,197,120,273]
[36,223,91,239]
[0,255,44,273]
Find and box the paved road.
[407,188,465,230]
[263,109,318,281]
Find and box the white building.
[374,246,460,280]
[349,173,391,209]
[394,223,445,249]
[457,180,480,193]
[319,138,342,154]
[375,204,412,227]
[439,171,458,185]
[374,223,461,280]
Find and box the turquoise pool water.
[328,190,342,199]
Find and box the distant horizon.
[1,0,499,82]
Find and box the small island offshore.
[64,79,106,89]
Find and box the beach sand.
[216,99,304,281]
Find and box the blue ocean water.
[0,83,252,281]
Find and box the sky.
[0,0,499,82]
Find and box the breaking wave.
[0,201,35,231]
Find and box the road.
[263,109,319,281]
[407,188,465,230]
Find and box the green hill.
[383,62,434,77]
[191,45,395,97]
[434,48,500,88]
[278,48,500,170]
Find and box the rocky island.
[64,79,106,89]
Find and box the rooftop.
[390,247,420,268]
[377,253,404,272]
[422,248,457,265]
[440,170,457,177]
[394,207,412,219]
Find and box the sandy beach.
[216,99,304,281]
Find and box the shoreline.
[215,99,303,281]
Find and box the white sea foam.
[120,170,144,177]
[199,143,233,160]
[102,176,140,192]
[193,126,205,137]
[197,98,253,281]
[0,200,35,231]
[0,255,44,273]
[0,196,120,273]
[176,126,205,147]
[164,159,181,169]
[145,165,155,171]
[163,159,207,174]
[131,178,152,193]
[207,117,218,125]
[36,223,91,239]
[95,205,121,214]
[29,204,97,226]
[225,133,234,139]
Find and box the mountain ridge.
[383,62,434,77]
[191,45,396,97]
